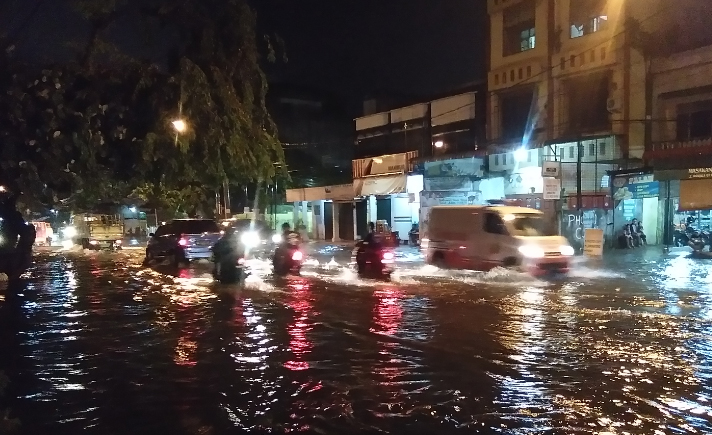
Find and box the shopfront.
[609,171,659,245]
[655,163,712,246]
[352,151,419,241]
[286,183,356,241]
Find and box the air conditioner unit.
[606,97,621,113]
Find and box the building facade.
[487,0,712,247]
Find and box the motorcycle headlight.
[240,231,260,248]
[518,245,545,259]
[560,245,575,256]
[271,233,282,244]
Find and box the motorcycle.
[689,231,708,254]
[273,245,303,276]
[352,241,395,280]
[211,251,248,284]
[0,231,33,280]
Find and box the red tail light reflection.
[291,250,303,261]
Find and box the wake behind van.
[425,205,573,275]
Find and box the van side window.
[484,213,508,235]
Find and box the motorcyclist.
[280,222,301,247]
[212,226,244,280]
[357,222,381,270]
[0,189,35,276]
[274,223,300,271]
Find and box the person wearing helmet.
[281,222,300,247]
[212,226,244,281]
[0,188,35,278]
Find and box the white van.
[424,205,574,275]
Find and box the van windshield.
[504,214,556,237]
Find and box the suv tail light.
[291,251,303,261]
[178,235,188,246]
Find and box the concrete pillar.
[300,201,309,241]
[292,202,299,229]
[368,195,377,223]
[332,202,341,242]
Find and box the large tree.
[0,0,285,216]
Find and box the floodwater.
[0,246,711,434]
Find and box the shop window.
[570,0,608,39]
[499,89,535,141]
[676,101,712,141]
[484,213,508,235]
[567,72,610,134]
[503,0,536,56]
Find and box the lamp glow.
[172,119,187,133]
[434,140,444,148]
[514,147,528,162]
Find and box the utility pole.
[223,181,231,219]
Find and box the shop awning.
[354,174,406,196]
[679,179,712,211]
[286,184,355,202]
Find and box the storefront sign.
[543,178,561,200]
[655,167,712,181]
[352,152,417,178]
[612,175,659,200]
[425,177,474,192]
[424,157,484,178]
[542,161,560,178]
[354,175,406,196]
[583,229,604,257]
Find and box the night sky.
[1,0,488,103]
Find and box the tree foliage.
[0,0,285,217]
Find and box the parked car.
[145,219,222,267]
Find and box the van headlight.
[63,226,77,238]
[560,245,575,256]
[240,231,260,248]
[518,245,545,258]
[271,233,282,244]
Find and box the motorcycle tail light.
[291,251,303,261]
[382,252,394,260]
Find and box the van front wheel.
[432,251,447,269]
[503,257,519,269]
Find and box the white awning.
[286,184,355,202]
[354,174,407,196]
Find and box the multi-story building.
[487,0,712,247]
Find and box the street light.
[434,140,444,149]
[172,119,187,133]
[514,147,528,163]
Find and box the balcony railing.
[646,138,712,159]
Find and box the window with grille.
[503,0,536,56]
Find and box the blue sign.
[612,176,659,200]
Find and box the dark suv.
[146,219,222,266]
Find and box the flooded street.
[1,246,711,434]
